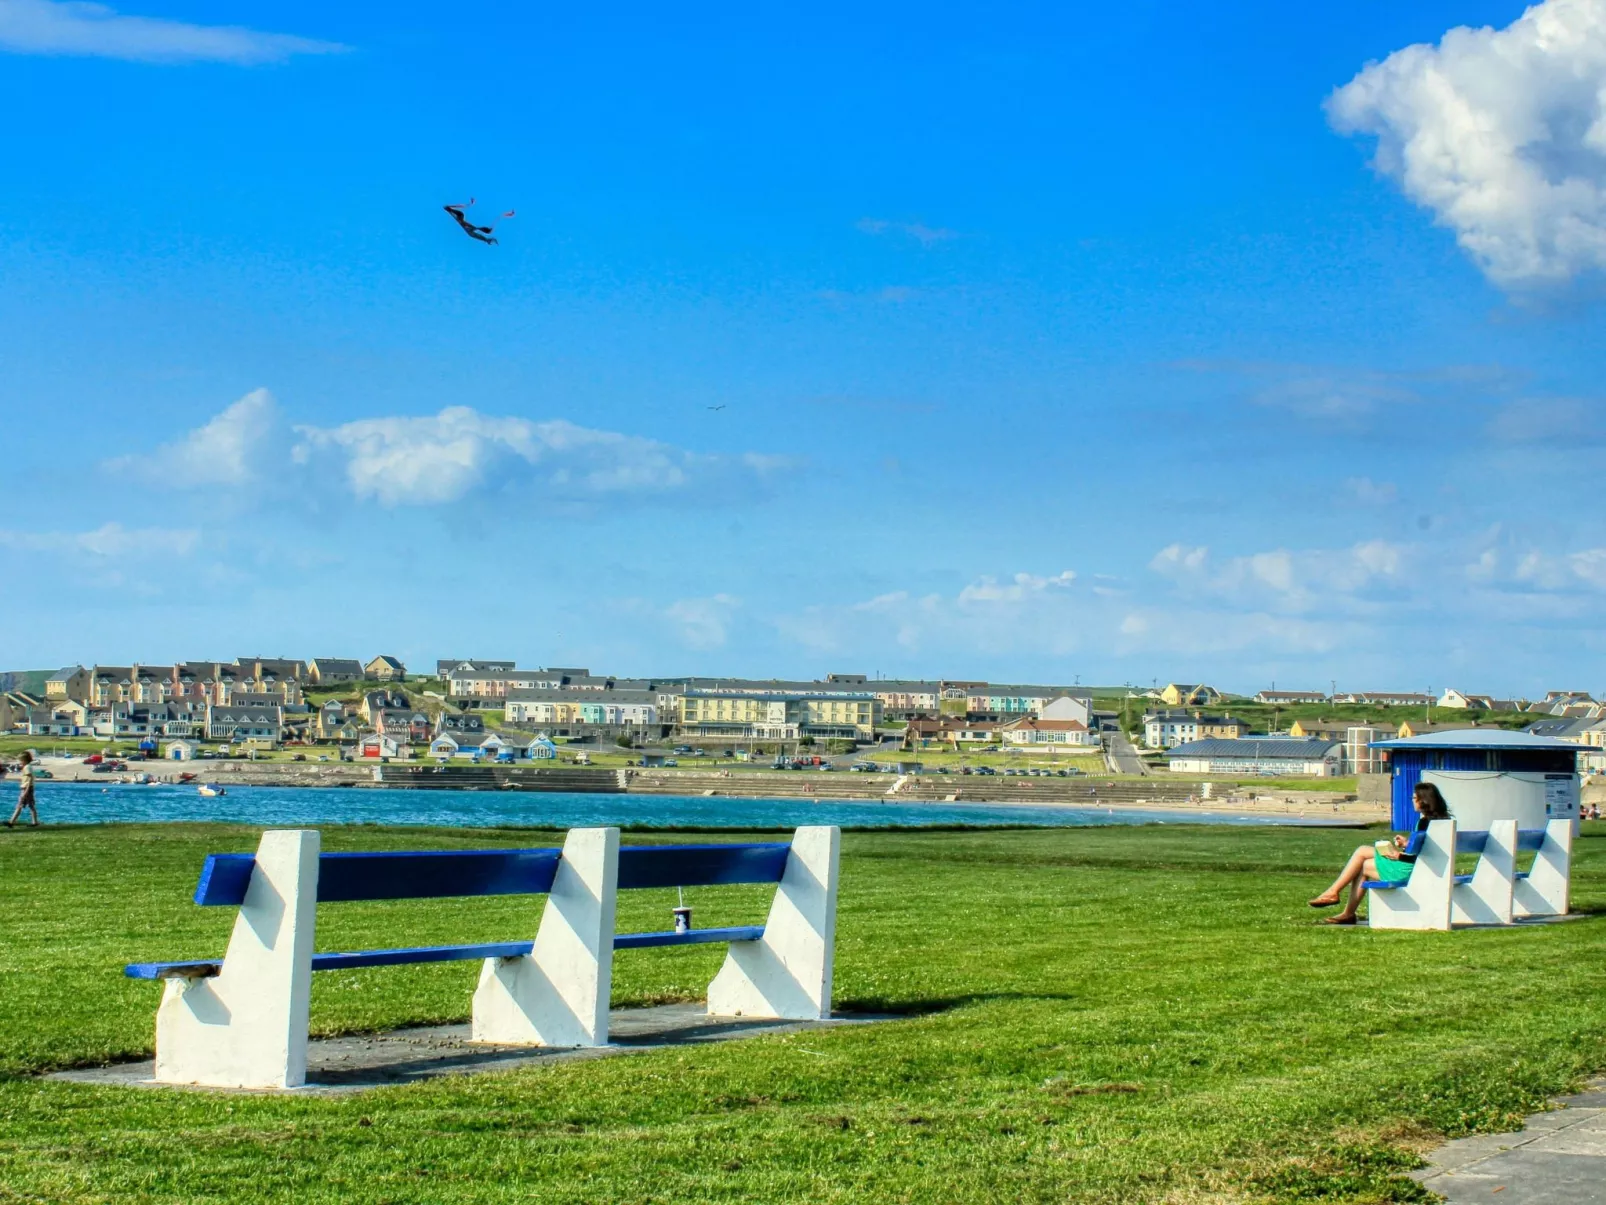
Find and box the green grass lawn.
[1,821,1603,1202]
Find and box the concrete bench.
[126,825,839,1089]
[1363,819,1572,930]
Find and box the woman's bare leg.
[1311,845,1373,905]
[1334,854,1378,920]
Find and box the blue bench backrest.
[618,843,789,889]
[1399,828,1550,861]
[192,842,792,907]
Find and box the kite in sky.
[444,199,514,245]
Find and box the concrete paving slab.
[1420,1150,1606,1204]
[1415,1077,1606,1204]
[1526,1117,1606,1158]
[47,1003,891,1096]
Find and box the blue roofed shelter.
[1370,729,1582,831]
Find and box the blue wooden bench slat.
[193,848,564,906]
[616,844,790,890]
[614,925,765,950]
[141,841,788,981]
[125,941,542,979]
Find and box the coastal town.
[4,657,1602,784]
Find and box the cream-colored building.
[45,666,89,701]
[1159,683,1223,707]
[680,690,879,740]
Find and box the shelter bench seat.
[1361,819,1572,930]
[126,826,839,1089]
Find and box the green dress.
[1374,816,1429,884]
[1373,843,1414,883]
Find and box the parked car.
[817,763,834,771]
[664,758,678,767]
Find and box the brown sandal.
[1308,895,1340,908]
[1321,915,1357,925]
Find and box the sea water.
[31,782,1346,829]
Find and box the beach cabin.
[1371,728,1582,832]
[482,733,539,762]
[165,740,198,761]
[431,732,487,761]
[530,737,557,760]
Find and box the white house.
[165,739,199,761]
[1038,695,1093,726]
[1144,712,1199,749]
[1253,689,1328,704]
[1000,717,1097,749]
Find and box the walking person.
[6,751,40,828]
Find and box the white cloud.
[295,407,770,507]
[855,218,957,246]
[775,568,1086,657]
[1149,540,1405,612]
[0,0,345,63]
[1473,541,1606,592]
[0,521,198,557]
[1250,375,1416,422]
[117,394,789,510]
[956,570,1075,606]
[1487,396,1606,444]
[1346,476,1399,505]
[1327,0,1606,287]
[112,388,285,487]
[666,594,739,650]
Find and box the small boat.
[197,784,226,798]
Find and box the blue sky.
[4,0,1606,695]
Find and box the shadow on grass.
[837,991,1080,1017]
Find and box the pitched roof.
[1373,728,1584,752]
[310,658,364,674]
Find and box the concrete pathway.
[1413,1077,1606,1203]
[50,1004,887,1095]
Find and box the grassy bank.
[0,821,1602,1202]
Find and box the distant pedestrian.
[7,751,39,828]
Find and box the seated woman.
[1308,781,1451,925]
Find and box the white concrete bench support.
[154,829,320,1089]
[707,825,840,1020]
[1514,819,1572,920]
[1367,819,1455,931]
[472,826,619,1047]
[1452,818,1516,927]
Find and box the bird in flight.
[707,404,726,411]
[444,198,515,245]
